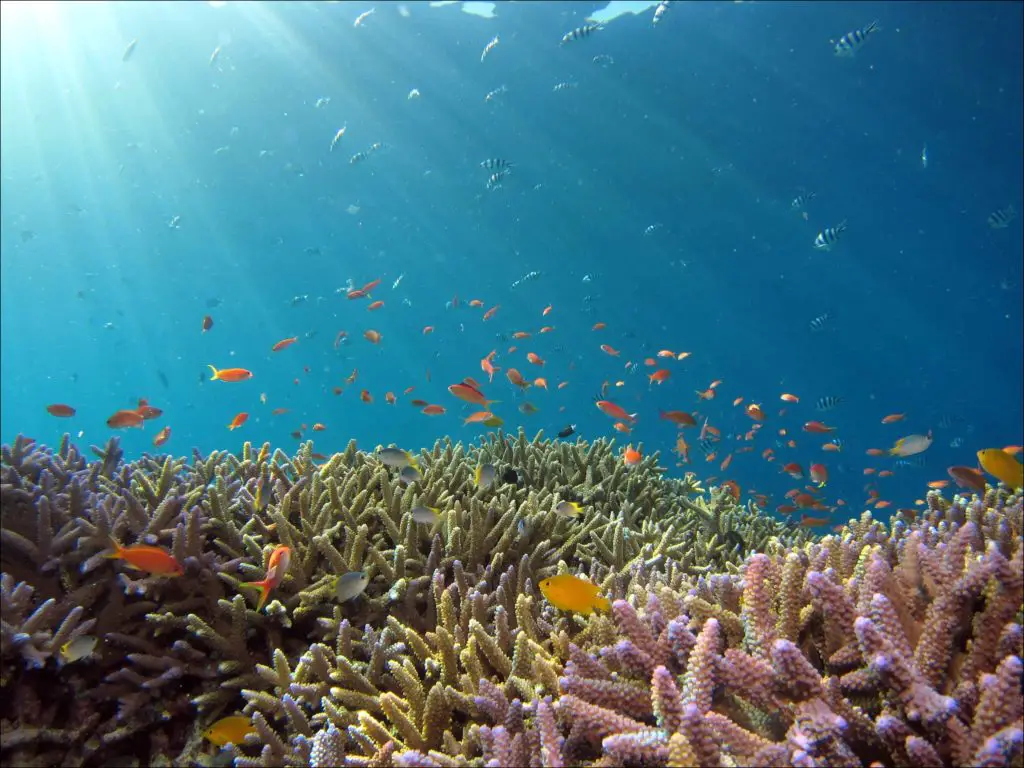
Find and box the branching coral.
[1,431,1020,767]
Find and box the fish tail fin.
[208,364,219,381]
[239,579,271,610]
[103,537,123,560]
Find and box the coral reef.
[1,430,1021,767]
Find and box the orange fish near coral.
[107,409,145,429]
[623,445,642,467]
[228,413,248,430]
[539,574,610,614]
[209,365,253,382]
[106,538,184,576]
[240,545,291,610]
[152,426,171,447]
[595,400,636,423]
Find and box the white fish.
[399,465,421,485]
[475,463,496,489]
[315,97,331,108]
[209,46,222,67]
[410,505,440,524]
[553,82,578,92]
[888,431,933,458]
[555,501,583,519]
[378,447,418,469]
[336,571,370,601]
[481,35,500,63]
[392,273,404,289]
[354,9,375,27]
[484,85,507,103]
[920,144,928,169]
[168,215,181,229]
[60,635,98,663]
[330,127,346,152]
[653,0,672,26]
[407,88,420,100]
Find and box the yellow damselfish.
[977,449,1023,489]
[203,715,257,747]
[539,574,610,614]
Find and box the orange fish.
[312,423,326,431]
[410,399,429,407]
[596,400,636,422]
[272,408,289,415]
[107,409,144,429]
[360,390,373,403]
[240,545,291,610]
[946,465,987,492]
[657,350,675,358]
[361,279,381,293]
[513,331,531,339]
[421,404,446,415]
[152,426,171,447]
[614,422,632,434]
[136,400,162,420]
[720,453,733,471]
[483,305,500,321]
[659,410,696,427]
[558,381,569,390]
[481,354,500,382]
[527,352,545,366]
[648,369,670,386]
[927,480,949,489]
[534,377,548,389]
[385,392,396,405]
[506,369,530,389]
[346,369,359,385]
[822,442,842,452]
[623,445,641,467]
[809,463,828,486]
[878,470,894,478]
[800,515,830,528]
[881,413,905,424]
[722,480,740,502]
[403,386,415,395]
[228,412,249,430]
[746,404,765,421]
[347,288,367,300]
[865,448,885,456]
[676,352,691,360]
[600,344,620,356]
[449,382,494,406]
[367,300,384,311]
[644,358,657,367]
[272,337,298,352]
[209,365,253,383]
[364,329,382,344]
[202,315,213,332]
[423,326,434,335]
[592,322,606,331]
[780,393,799,403]
[803,421,835,434]
[733,397,744,407]
[874,500,891,509]
[864,468,877,475]
[469,299,484,308]
[106,538,183,576]
[464,411,494,424]
[46,404,76,417]
[696,388,716,401]
[539,326,555,334]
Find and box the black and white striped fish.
[833,20,880,57]
[553,81,578,92]
[809,313,831,331]
[561,24,602,45]
[653,0,671,26]
[813,221,847,251]
[815,396,843,412]
[895,455,927,469]
[486,169,510,190]
[791,191,816,210]
[484,85,508,103]
[987,205,1017,229]
[481,158,513,171]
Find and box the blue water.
[1,0,1021,524]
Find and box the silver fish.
[555,500,582,519]
[60,635,98,663]
[336,571,370,602]
[377,447,418,469]
[889,431,933,458]
[399,465,421,485]
[833,20,880,57]
[410,506,440,524]
[813,221,847,251]
[475,463,496,489]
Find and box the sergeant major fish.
[813,221,847,251]
[987,205,1017,229]
[833,20,880,57]
[480,35,500,63]
[561,24,602,45]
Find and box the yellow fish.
[977,449,1024,489]
[539,574,610,614]
[203,715,257,747]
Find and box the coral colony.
[1,430,1021,767]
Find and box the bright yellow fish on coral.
[539,574,610,614]
[977,448,1023,489]
[203,715,256,746]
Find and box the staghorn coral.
[1,431,1020,767]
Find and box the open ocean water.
[1,0,1021,527]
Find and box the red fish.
[107,409,145,429]
[202,315,214,332]
[106,538,183,576]
[46,404,76,417]
[803,421,836,434]
[228,413,249,430]
[209,365,253,382]
[272,337,298,352]
[660,410,696,427]
[152,426,171,447]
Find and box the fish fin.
[238,579,271,610]
[103,537,123,559]
[208,364,219,380]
